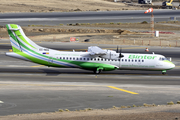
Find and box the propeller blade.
[119,47,124,58]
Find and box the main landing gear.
[93,67,103,74]
[162,70,166,75]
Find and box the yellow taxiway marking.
[108,86,139,94]
[31,65,45,67]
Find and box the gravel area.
[1,105,180,120]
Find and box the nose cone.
[170,62,175,69]
[168,61,175,69]
[163,60,175,70]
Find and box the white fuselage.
[6,50,175,71]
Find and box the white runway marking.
[0,101,4,103]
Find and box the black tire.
[162,72,166,75]
[93,69,102,74]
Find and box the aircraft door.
[118,58,121,68]
[48,56,53,67]
[110,59,120,68]
[137,59,141,65]
[156,57,163,67]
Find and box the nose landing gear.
[162,70,166,75]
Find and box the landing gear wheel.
[162,70,166,75]
[93,69,102,74]
[162,72,166,75]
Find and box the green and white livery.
[6,24,175,74]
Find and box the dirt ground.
[1,104,180,120]
[1,23,180,47]
[0,0,146,13]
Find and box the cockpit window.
[159,57,167,61]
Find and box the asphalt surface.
[0,41,180,116]
[0,10,180,26]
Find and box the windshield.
[159,57,167,61]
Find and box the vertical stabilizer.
[6,24,40,52]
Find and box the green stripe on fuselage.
[163,60,174,65]
[13,44,116,70]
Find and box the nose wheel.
[162,70,166,75]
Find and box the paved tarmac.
[0,41,180,116]
[0,10,180,26]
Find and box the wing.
[88,46,107,56]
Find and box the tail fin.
[6,24,40,52]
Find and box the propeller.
[116,46,119,53]
[116,46,124,58]
[119,47,124,58]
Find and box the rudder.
[6,24,40,52]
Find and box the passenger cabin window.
[80,58,82,60]
[135,60,137,62]
[142,60,144,62]
[125,59,127,62]
[128,59,130,62]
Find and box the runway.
[0,10,180,26]
[0,74,180,115]
[0,41,180,115]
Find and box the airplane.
[5,24,175,74]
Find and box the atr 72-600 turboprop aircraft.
[6,24,175,74]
